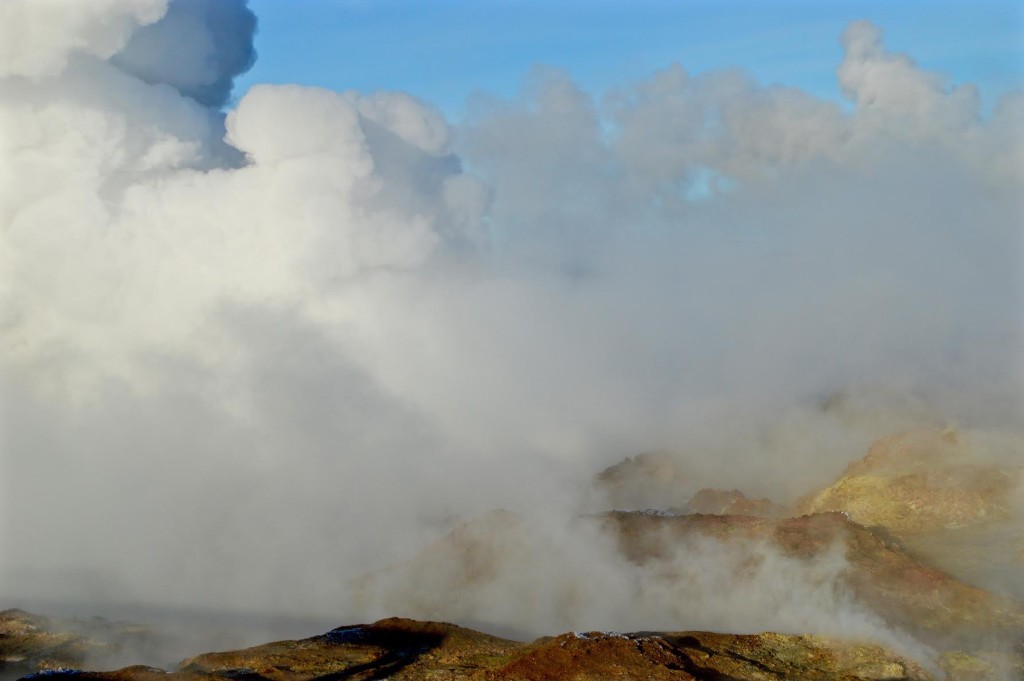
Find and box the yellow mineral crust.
[795,430,1022,534]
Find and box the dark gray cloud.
[111,0,257,107]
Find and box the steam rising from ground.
[353,512,934,666]
[1,0,1021,657]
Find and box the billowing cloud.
[112,0,256,107]
[0,0,167,80]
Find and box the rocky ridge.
[3,613,949,680]
[794,429,1024,601]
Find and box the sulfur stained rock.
[939,649,1024,681]
[794,429,1024,602]
[795,429,1022,534]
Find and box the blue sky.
[234,0,1024,120]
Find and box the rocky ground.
[1,611,951,680]
[0,609,159,681]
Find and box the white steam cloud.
[1,0,1021,655]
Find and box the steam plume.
[1,0,1021,654]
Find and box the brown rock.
[600,510,1024,652]
[685,488,782,517]
[360,506,1024,656]
[595,451,689,510]
[0,608,153,680]
[495,630,933,680]
[51,617,936,681]
[177,617,519,681]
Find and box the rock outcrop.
[795,429,1022,533]
[684,487,782,517]
[496,629,936,681]
[595,451,690,510]
[0,609,152,681]
[795,429,1024,601]
[11,615,942,680]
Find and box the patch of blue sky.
[235,0,1023,121]
[685,167,738,202]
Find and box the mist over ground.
[1,0,1022,656]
